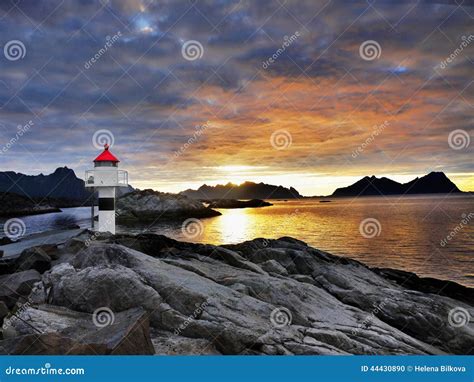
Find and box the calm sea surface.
[1,195,473,287]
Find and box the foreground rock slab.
[1,305,154,355]
[1,231,472,355]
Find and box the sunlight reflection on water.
[126,195,474,287]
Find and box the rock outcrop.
[116,189,221,222]
[0,192,61,218]
[0,231,472,355]
[207,199,273,209]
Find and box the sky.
[0,0,472,196]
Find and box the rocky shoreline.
[0,193,62,218]
[0,230,472,355]
[206,199,273,209]
[116,189,221,223]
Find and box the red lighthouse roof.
[94,144,120,163]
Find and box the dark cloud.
[0,0,472,193]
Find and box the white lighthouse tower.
[85,144,128,234]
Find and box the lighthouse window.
[95,162,117,167]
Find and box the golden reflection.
[212,208,251,244]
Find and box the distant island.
[332,172,462,197]
[181,181,302,200]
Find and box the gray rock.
[14,247,52,273]
[0,301,9,324]
[0,270,41,308]
[151,329,220,355]
[1,304,154,355]
[260,260,288,275]
[116,189,221,222]
[3,233,473,355]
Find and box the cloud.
[0,0,472,194]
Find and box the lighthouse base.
[98,187,116,234]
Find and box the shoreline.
[0,229,472,355]
[0,227,471,291]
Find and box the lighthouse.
[85,144,128,234]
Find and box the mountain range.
[181,181,302,200]
[0,167,91,201]
[0,167,133,203]
[332,172,462,197]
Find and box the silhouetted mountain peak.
[332,172,461,197]
[181,181,302,200]
[0,167,91,201]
